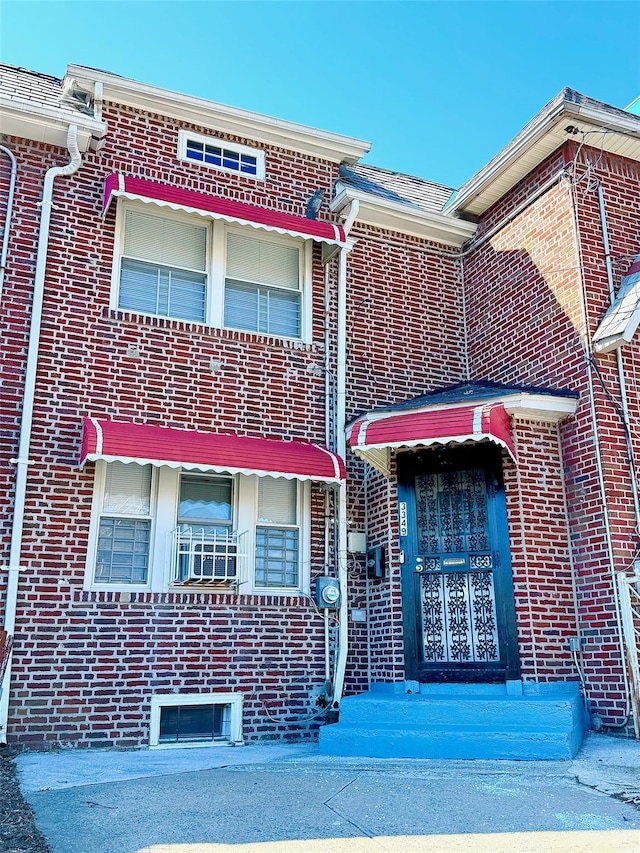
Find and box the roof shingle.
[338,162,454,214]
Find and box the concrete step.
[319,722,581,760]
[336,693,584,731]
[318,682,587,760]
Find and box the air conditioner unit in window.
[189,543,237,583]
[172,527,247,586]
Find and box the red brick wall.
[342,224,466,687]
[465,143,640,725]
[0,100,348,747]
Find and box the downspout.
[0,126,81,743]
[0,144,17,301]
[567,173,632,725]
[332,200,358,709]
[596,184,640,534]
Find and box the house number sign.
[399,501,408,537]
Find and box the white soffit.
[0,97,106,151]
[331,185,477,247]
[452,99,640,217]
[501,392,578,422]
[66,66,371,164]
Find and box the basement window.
[178,130,265,180]
[150,692,243,748]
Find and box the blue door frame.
[397,445,521,684]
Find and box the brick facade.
[1,67,638,748]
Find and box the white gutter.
[331,185,476,247]
[331,202,358,709]
[67,66,371,165]
[0,126,82,744]
[0,144,17,300]
[0,96,105,152]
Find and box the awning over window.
[80,418,345,482]
[102,174,347,245]
[347,403,515,476]
[593,253,640,353]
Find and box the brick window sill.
[73,589,309,608]
[102,307,322,352]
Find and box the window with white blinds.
[119,210,207,322]
[96,462,152,585]
[224,233,302,338]
[113,205,308,338]
[255,477,299,588]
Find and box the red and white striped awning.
[80,418,345,482]
[102,174,346,245]
[347,403,515,476]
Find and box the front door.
[398,446,520,683]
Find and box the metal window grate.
[171,527,247,585]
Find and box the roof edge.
[0,95,107,151]
[331,184,477,247]
[66,65,371,164]
[450,89,640,216]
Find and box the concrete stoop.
[319,681,587,760]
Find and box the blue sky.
[1,1,638,188]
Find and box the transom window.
[178,130,265,180]
[113,205,309,341]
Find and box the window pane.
[159,703,230,743]
[120,259,206,322]
[224,280,300,337]
[119,259,161,315]
[226,233,299,290]
[95,517,150,584]
[179,476,232,523]
[124,210,207,271]
[224,280,259,331]
[103,462,151,515]
[166,269,207,322]
[258,477,296,524]
[255,527,299,588]
[266,288,301,338]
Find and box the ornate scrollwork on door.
[420,569,499,664]
[416,470,489,555]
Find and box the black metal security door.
[398,447,520,683]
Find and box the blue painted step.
[319,682,586,760]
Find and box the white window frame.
[110,201,312,343]
[85,465,311,597]
[149,691,243,749]
[178,130,265,181]
[252,477,306,594]
[85,460,159,592]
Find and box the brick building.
[1,64,638,757]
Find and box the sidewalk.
[17,732,640,853]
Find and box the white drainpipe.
[0,126,81,743]
[331,200,358,709]
[0,145,17,301]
